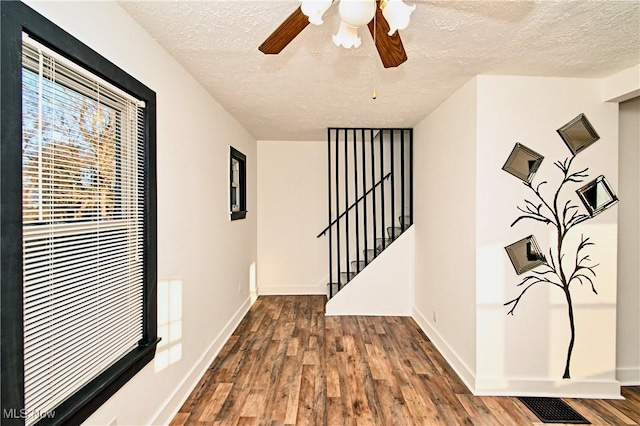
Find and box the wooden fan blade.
[366,5,408,68]
[259,7,310,54]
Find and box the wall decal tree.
[504,156,598,379]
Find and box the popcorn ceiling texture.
[119,0,640,141]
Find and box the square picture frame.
[557,113,600,155]
[502,143,544,183]
[505,235,546,275]
[576,175,618,217]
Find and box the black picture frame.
[576,175,618,217]
[230,146,247,220]
[557,113,600,155]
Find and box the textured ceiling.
[118,0,640,141]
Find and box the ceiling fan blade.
[366,5,407,68]
[259,7,310,55]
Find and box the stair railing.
[321,128,413,299]
[316,171,392,238]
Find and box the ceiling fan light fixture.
[338,0,376,27]
[381,0,416,35]
[300,0,333,25]
[332,21,362,48]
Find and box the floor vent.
[519,397,590,424]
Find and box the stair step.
[387,226,403,239]
[350,260,367,272]
[400,215,412,228]
[376,238,392,251]
[364,249,377,262]
[340,271,356,284]
[327,282,342,297]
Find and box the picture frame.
[502,143,544,183]
[230,146,247,220]
[505,235,546,275]
[576,175,618,217]
[557,113,600,155]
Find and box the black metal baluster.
[401,129,405,231]
[344,128,350,283]
[335,129,341,291]
[327,129,333,298]
[353,129,359,272]
[380,130,385,252]
[390,129,395,240]
[362,129,367,264]
[370,129,377,256]
[409,129,414,225]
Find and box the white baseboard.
[413,307,621,399]
[617,367,640,386]
[412,306,476,393]
[259,284,326,295]
[474,377,622,399]
[150,296,252,425]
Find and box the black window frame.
[230,146,247,221]
[0,3,158,426]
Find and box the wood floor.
[171,295,640,425]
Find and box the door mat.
[519,397,590,424]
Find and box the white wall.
[412,77,478,390]
[26,2,257,425]
[257,140,328,294]
[475,75,620,397]
[617,97,640,385]
[326,227,414,316]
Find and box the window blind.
[21,37,145,424]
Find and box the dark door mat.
[519,397,590,424]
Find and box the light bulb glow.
[338,0,376,27]
[300,0,333,25]
[332,21,361,48]
[381,0,416,35]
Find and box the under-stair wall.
[321,128,413,300]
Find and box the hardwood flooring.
[170,295,640,425]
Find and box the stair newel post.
[344,128,350,282]
[379,130,385,252]
[400,129,405,229]
[370,129,377,255]
[335,129,341,291]
[390,129,396,238]
[362,129,368,265]
[353,129,360,270]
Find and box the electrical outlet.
[238,281,242,293]
[433,310,437,323]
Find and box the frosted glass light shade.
[382,0,416,35]
[300,0,333,25]
[332,21,361,48]
[338,0,376,27]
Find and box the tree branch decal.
[505,155,599,379]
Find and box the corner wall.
[617,97,640,385]
[25,2,257,425]
[257,140,328,295]
[413,78,478,390]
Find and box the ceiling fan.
[258,0,415,68]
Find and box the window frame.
[229,146,247,221]
[0,3,158,426]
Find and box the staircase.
[318,128,413,299]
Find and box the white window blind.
[21,37,145,423]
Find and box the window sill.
[230,211,247,221]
